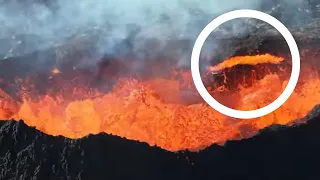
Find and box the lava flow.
[0,53,319,151]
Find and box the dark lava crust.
[0,105,320,180]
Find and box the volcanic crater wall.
[0,105,320,180]
[0,1,320,179]
[0,13,319,152]
[0,28,320,179]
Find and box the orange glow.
[52,68,61,74]
[208,53,284,72]
[0,54,319,152]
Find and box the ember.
[0,53,319,151]
[51,68,61,74]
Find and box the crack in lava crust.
[0,53,320,151]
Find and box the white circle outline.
[191,9,300,119]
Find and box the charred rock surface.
[0,105,320,180]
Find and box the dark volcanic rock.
[0,106,320,180]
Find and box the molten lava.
[0,53,319,151]
[208,54,284,72]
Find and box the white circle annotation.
[190,9,300,119]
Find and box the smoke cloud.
[0,0,313,67]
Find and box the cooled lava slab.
[0,105,319,180]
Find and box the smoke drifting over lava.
[0,0,319,152]
[0,0,313,67]
[0,52,319,152]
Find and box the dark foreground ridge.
[0,105,320,180]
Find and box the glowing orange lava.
[52,68,61,74]
[0,53,319,151]
[208,53,284,72]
